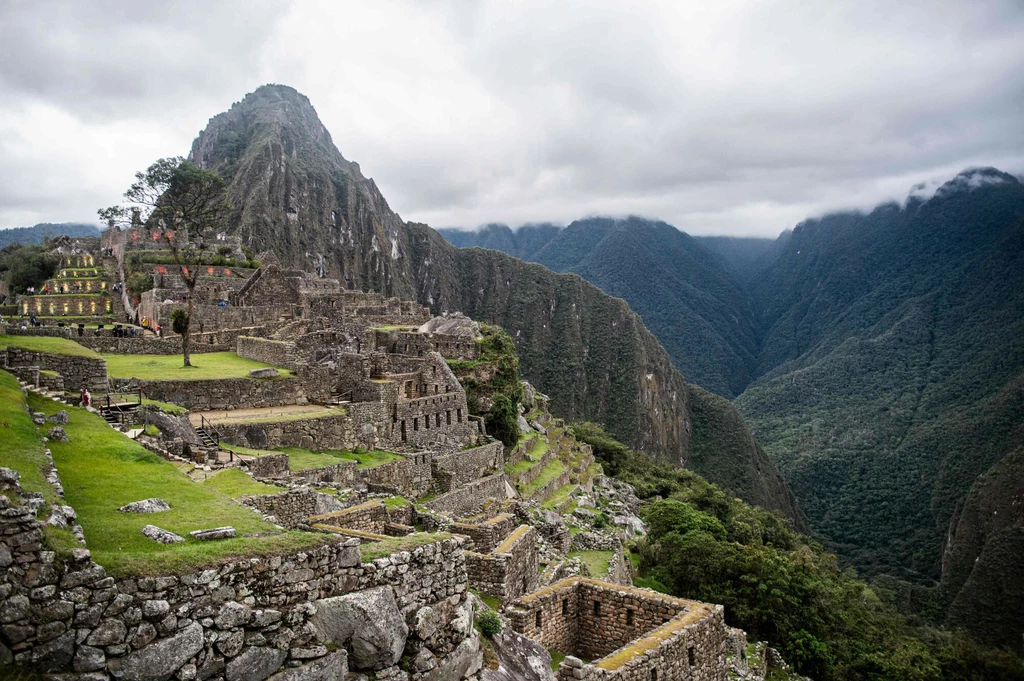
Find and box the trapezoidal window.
[626,608,634,626]
[688,647,695,666]
[562,599,569,616]
[535,611,542,628]
[593,601,601,617]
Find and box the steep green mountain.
[441,217,763,398]
[739,168,1024,584]
[0,222,99,248]
[185,84,802,523]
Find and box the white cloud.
[1,0,1022,236]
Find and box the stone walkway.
[188,404,340,426]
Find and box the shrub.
[170,308,189,335]
[477,609,502,637]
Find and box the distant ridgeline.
[0,222,100,248]
[441,169,1024,650]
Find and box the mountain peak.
[909,166,1020,203]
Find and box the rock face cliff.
[187,84,801,523]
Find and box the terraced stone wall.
[451,513,515,553]
[433,441,503,491]
[463,525,539,602]
[111,377,309,412]
[423,473,510,518]
[4,347,108,392]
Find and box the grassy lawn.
[27,393,326,576]
[520,459,566,498]
[528,436,548,458]
[0,371,59,503]
[469,588,501,611]
[541,484,577,510]
[102,352,294,381]
[382,495,410,511]
[202,468,284,498]
[358,532,453,562]
[103,393,188,415]
[570,550,614,578]
[0,335,100,358]
[369,325,417,332]
[280,446,403,471]
[549,649,566,672]
[220,442,284,457]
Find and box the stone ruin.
[0,235,792,681]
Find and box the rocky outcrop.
[483,628,555,681]
[185,84,801,522]
[119,498,171,514]
[311,587,408,670]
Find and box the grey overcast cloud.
[1,0,1023,237]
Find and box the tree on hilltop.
[99,157,231,367]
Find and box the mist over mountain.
[185,84,801,523]
[0,222,100,248]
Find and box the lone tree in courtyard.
[99,157,231,367]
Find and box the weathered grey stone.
[216,629,244,657]
[266,651,347,681]
[0,594,29,622]
[47,426,70,442]
[215,601,250,629]
[48,409,70,424]
[225,646,287,681]
[421,633,482,681]
[249,368,280,378]
[142,525,184,544]
[74,645,106,672]
[482,629,555,681]
[143,600,171,620]
[413,648,437,673]
[311,587,408,670]
[87,618,127,646]
[516,415,531,435]
[107,621,204,681]
[32,411,46,425]
[16,630,75,671]
[130,621,158,649]
[189,527,236,541]
[119,498,171,514]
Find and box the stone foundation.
[464,525,539,603]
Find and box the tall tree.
[99,157,231,366]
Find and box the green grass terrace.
[103,351,295,381]
[26,391,328,576]
[0,334,101,358]
[220,442,404,471]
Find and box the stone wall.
[309,501,389,534]
[358,452,432,497]
[236,336,304,371]
[5,347,108,391]
[240,487,321,528]
[78,327,269,355]
[451,513,515,553]
[112,377,309,412]
[214,413,359,452]
[0,469,475,681]
[424,473,511,518]
[463,525,539,602]
[433,441,503,491]
[292,461,357,487]
[244,453,290,479]
[507,577,727,681]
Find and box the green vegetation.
[469,588,501,612]
[26,392,325,576]
[278,446,402,471]
[382,495,410,510]
[220,442,283,457]
[357,533,452,562]
[0,334,100,358]
[0,371,59,502]
[519,459,565,498]
[476,609,502,637]
[570,550,613,578]
[548,648,566,672]
[201,468,284,498]
[580,422,1024,681]
[449,324,523,446]
[103,351,293,381]
[142,423,160,437]
[0,240,59,295]
[541,483,577,510]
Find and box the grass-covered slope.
[103,351,293,380]
[0,371,60,502]
[27,392,326,576]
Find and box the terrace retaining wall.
[463,525,539,602]
[0,469,477,681]
[4,347,108,391]
[424,473,511,518]
[110,376,310,412]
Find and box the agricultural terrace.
[26,392,327,576]
[0,334,101,358]
[103,351,295,381]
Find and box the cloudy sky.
[2,0,1023,237]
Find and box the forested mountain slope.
[441,217,763,397]
[0,222,99,247]
[184,84,802,523]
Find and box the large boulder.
[119,498,171,514]
[266,651,347,681]
[141,525,184,544]
[421,632,482,681]
[47,409,70,424]
[312,587,408,670]
[47,426,69,442]
[482,628,555,681]
[225,646,287,681]
[107,621,204,680]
